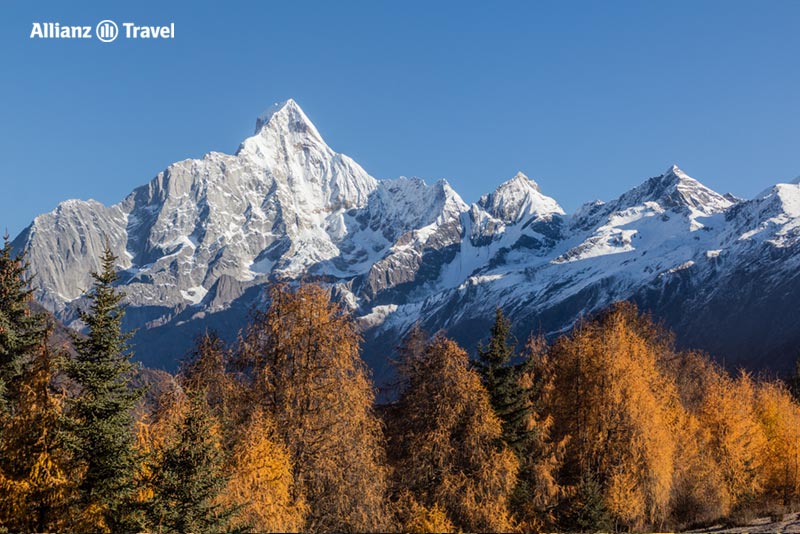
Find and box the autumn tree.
[177,331,306,532]
[392,491,455,534]
[666,351,733,525]
[237,283,389,532]
[179,332,243,448]
[62,245,145,532]
[754,380,800,507]
[0,332,74,532]
[385,329,519,532]
[510,335,566,530]
[222,409,307,532]
[664,353,770,521]
[545,303,681,531]
[694,369,768,515]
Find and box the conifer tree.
[475,310,564,529]
[62,245,144,531]
[238,283,390,532]
[561,472,613,533]
[179,332,241,448]
[0,331,74,532]
[386,331,519,532]
[145,390,238,534]
[0,234,47,407]
[787,352,800,402]
[545,303,681,531]
[475,308,534,455]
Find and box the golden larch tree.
[222,409,307,532]
[237,283,390,532]
[385,329,519,532]
[0,335,75,532]
[544,303,681,531]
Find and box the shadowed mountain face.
[12,100,800,376]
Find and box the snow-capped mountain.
[12,100,800,375]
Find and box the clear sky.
[1,1,798,237]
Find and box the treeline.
[2,240,800,533]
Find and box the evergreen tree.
[475,308,533,456]
[787,351,800,402]
[0,234,47,407]
[560,472,613,533]
[145,390,238,534]
[62,245,145,531]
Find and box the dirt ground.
[686,512,800,533]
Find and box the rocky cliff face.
[12,101,800,375]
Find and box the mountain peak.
[619,166,733,217]
[478,172,562,223]
[253,98,323,141]
[665,163,685,177]
[655,164,694,188]
[507,171,541,192]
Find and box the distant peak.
[666,163,683,175]
[253,98,323,141]
[660,164,693,184]
[478,172,562,223]
[619,166,733,216]
[255,99,297,130]
[501,171,541,192]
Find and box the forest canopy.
[1,241,799,533]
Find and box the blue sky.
[1,1,798,237]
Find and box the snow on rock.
[478,171,564,224]
[180,286,208,305]
[12,101,800,371]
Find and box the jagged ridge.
[12,100,800,376]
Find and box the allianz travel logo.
[30,20,175,43]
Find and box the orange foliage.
[545,303,682,530]
[387,330,519,532]
[238,283,390,532]
[754,380,800,505]
[222,409,307,532]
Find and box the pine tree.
[62,245,145,532]
[561,472,613,533]
[145,390,238,534]
[475,308,533,456]
[0,234,47,408]
[787,352,800,402]
[475,310,564,529]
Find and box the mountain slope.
[12,101,800,375]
